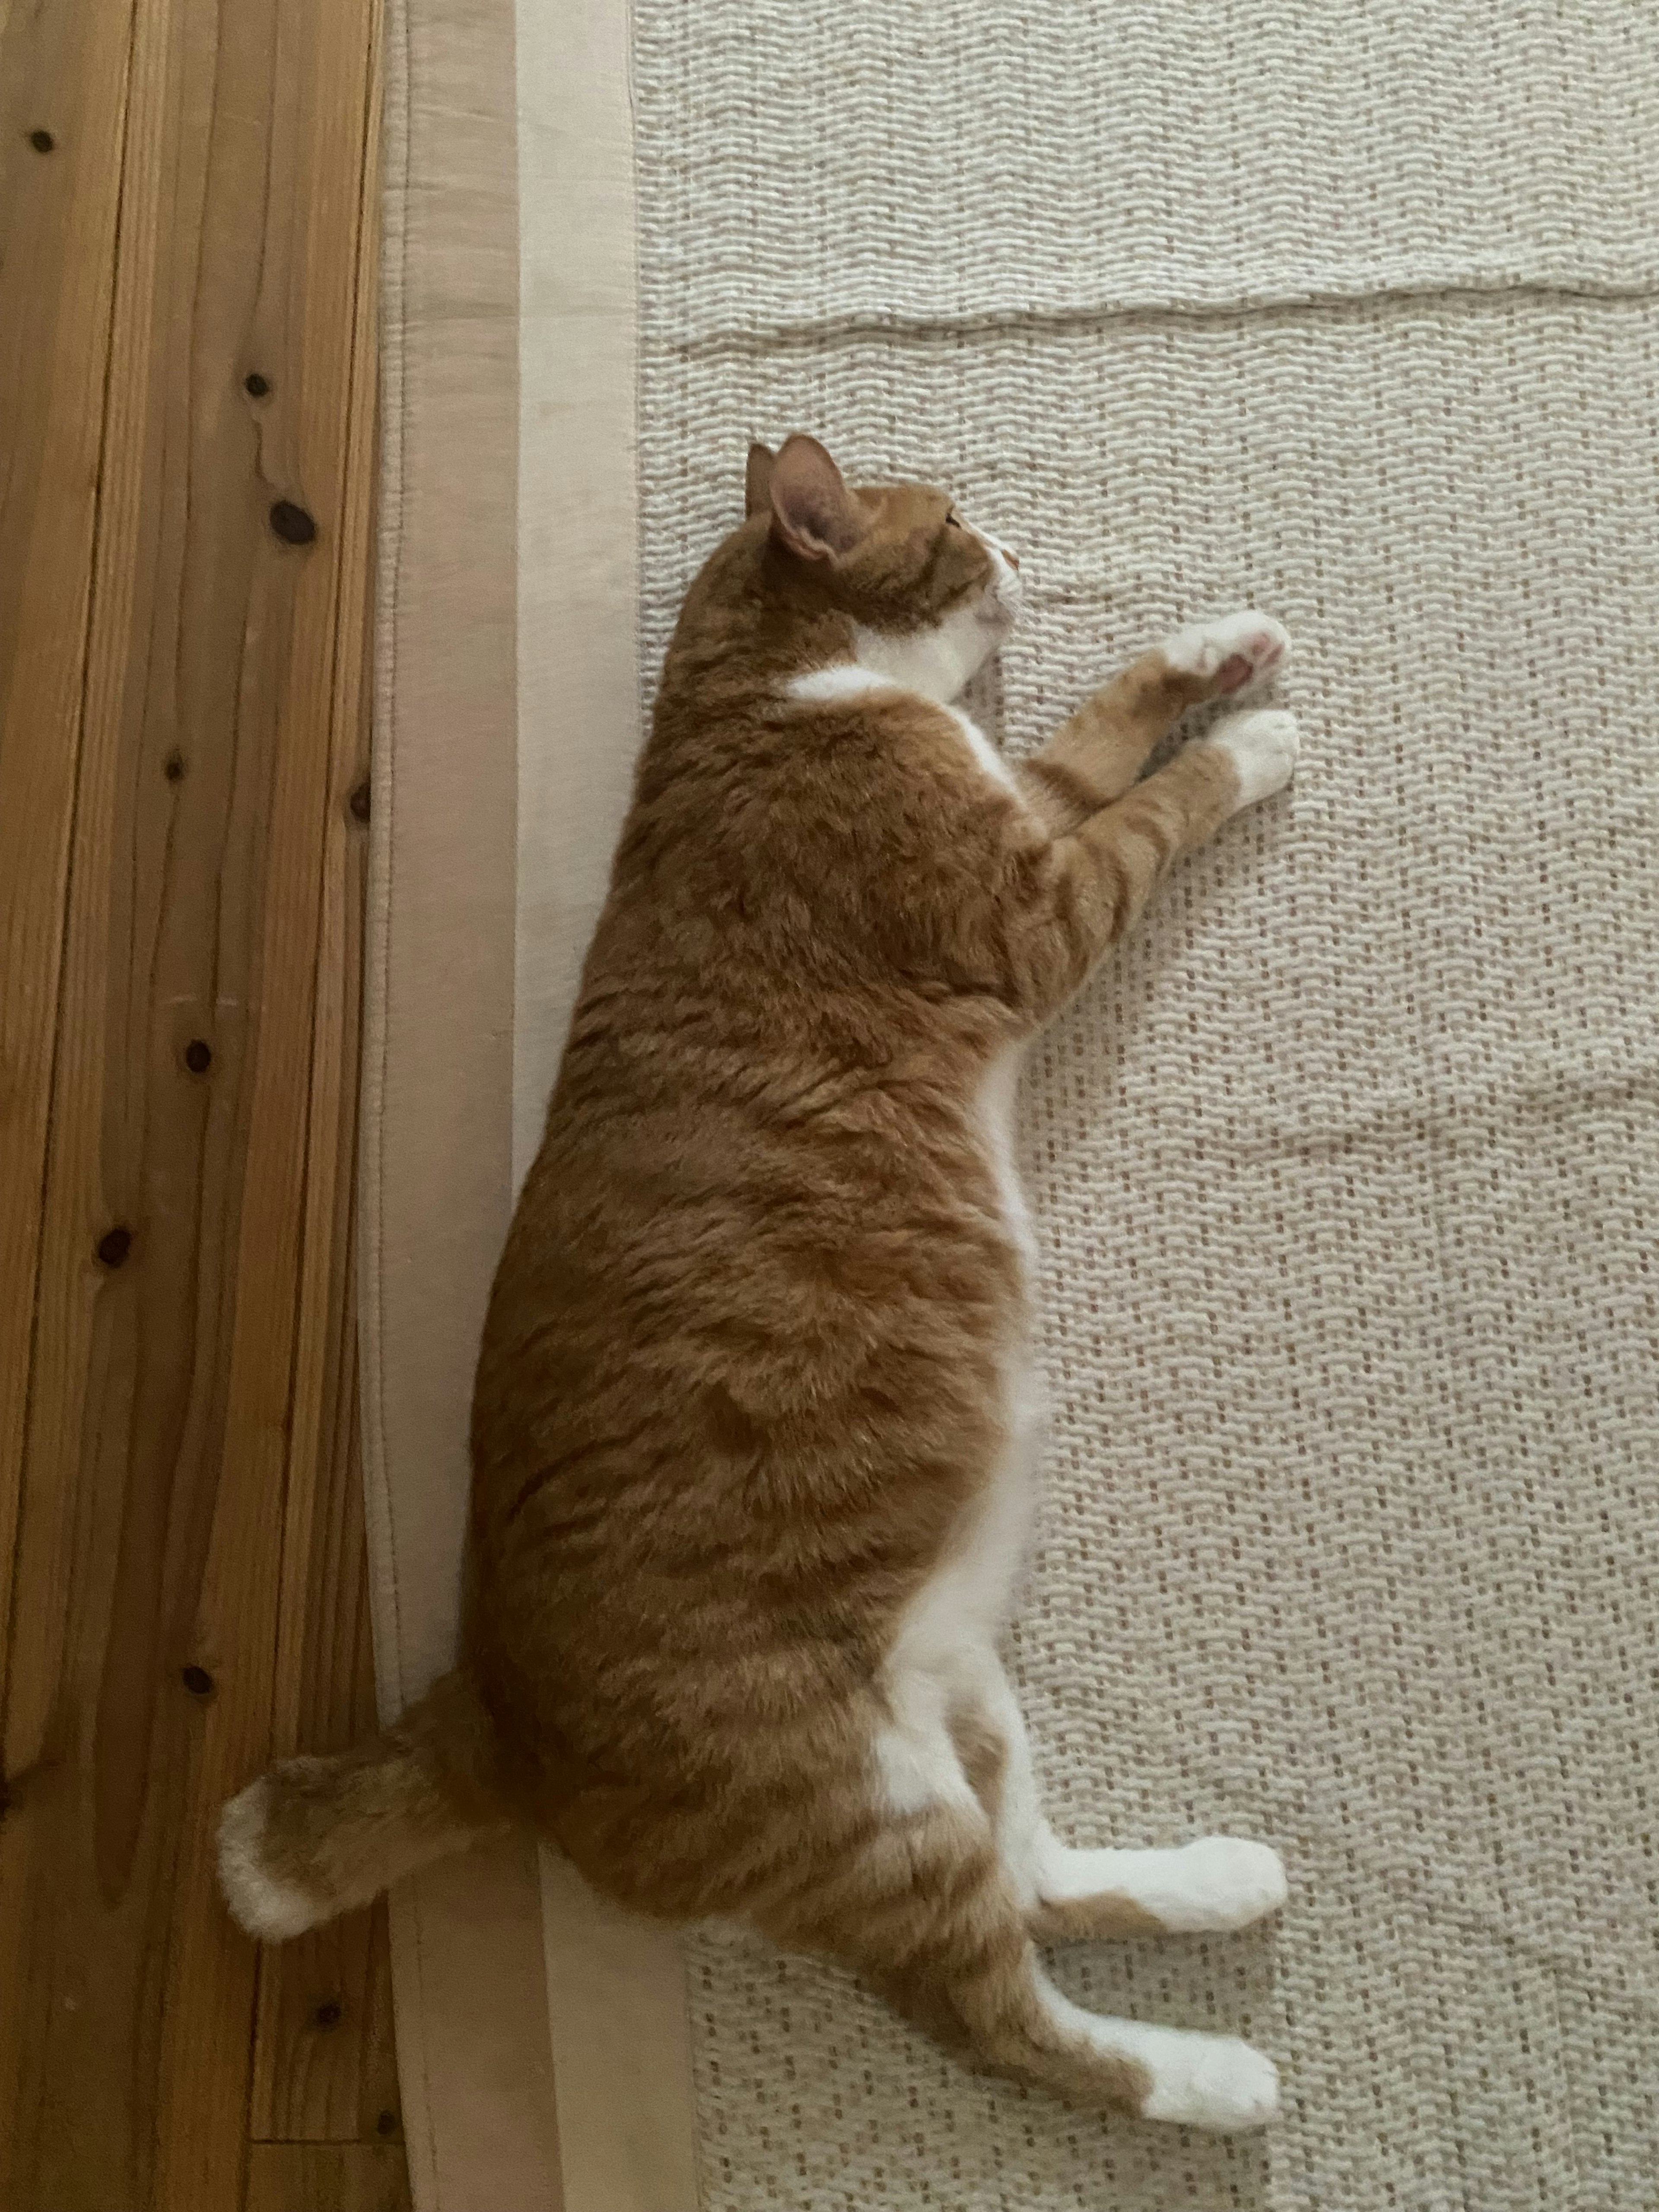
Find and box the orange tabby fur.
[220,435,1299,2129]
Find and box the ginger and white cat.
[221,434,1300,2129]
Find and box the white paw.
[1139,2028,1282,2132]
[1209,707,1300,808]
[1161,610,1290,695]
[1157,1837,1289,1932]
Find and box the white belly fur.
[785,656,1043,1814]
[872,1044,1044,1815]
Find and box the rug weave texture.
[631,5,1659,2206]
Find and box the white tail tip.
[217,1776,327,1942]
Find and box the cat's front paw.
[1162,610,1290,699]
[1209,707,1300,808]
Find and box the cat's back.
[477,590,1034,1452]
[463,483,1040,1808]
[471,728,1017,1484]
[474,844,1022,1497]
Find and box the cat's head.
[745,434,1023,700]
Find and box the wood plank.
[248,3,396,2144]
[248,1341,405,2143]
[150,0,388,2187]
[0,0,388,2204]
[250,1854,406,2145]
[249,1391,406,2143]
[0,0,136,1750]
[246,2142,414,2212]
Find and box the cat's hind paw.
[1157,1837,1289,1931]
[1139,2030,1282,2131]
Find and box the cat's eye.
[946,512,964,530]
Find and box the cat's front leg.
[1011,702,1301,1016]
[1017,612,1290,833]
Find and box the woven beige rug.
[365,3,1659,2206]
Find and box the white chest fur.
[944,703,1020,796]
[785,667,1021,803]
[972,1041,1038,1274]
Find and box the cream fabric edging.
[369,0,696,2205]
[517,0,701,2207]
[365,0,564,2205]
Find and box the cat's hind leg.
[760,1703,1280,2128]
[957,1660,1288,1942]
[1028,1831,1289,1942]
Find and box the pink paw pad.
[1163,612,1291,695]
[1216,631,1284,692]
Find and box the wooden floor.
[0,0,407,2204]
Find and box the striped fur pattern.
[220,435,1298,2128]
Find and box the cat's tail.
[217,1672,508,1941]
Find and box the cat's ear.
[769,434,867,563]
[745,443,775,518]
